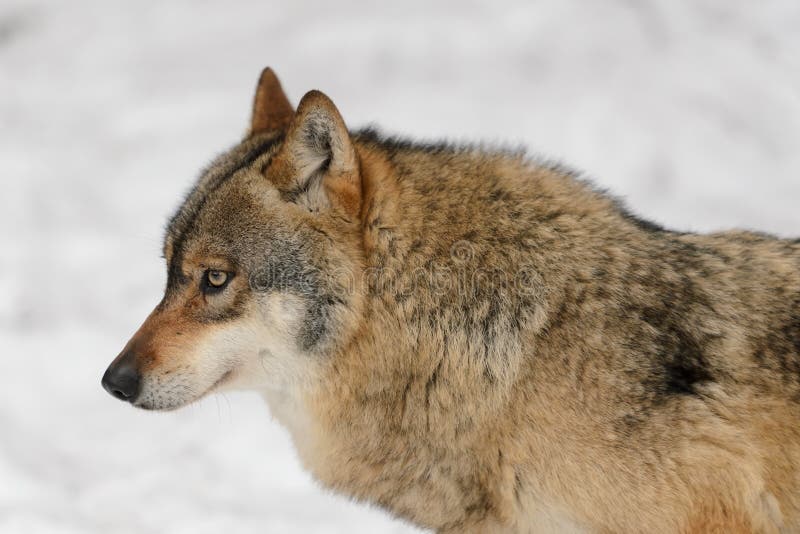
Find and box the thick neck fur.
[300,135,637,530]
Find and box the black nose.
[101,360,141,403]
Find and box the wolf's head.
[102,69,366,410]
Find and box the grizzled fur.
[104,69,800,533]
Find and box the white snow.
[1,0,798,532]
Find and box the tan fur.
[250,67,294,134]
[104,69,800,532]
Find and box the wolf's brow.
[166,136,281,288]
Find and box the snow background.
[1,0,798,532]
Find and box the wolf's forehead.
[164,134,284,257]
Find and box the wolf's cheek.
[227,291,320,391]
[180,292,317,394]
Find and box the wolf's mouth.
[208,369,234,392]
[135,369,235,411]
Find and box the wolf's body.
[103,69,800,533]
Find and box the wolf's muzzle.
[101,350,141,403]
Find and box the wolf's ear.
[274,90,360,218]
[250,67,295,134]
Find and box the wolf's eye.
[202,270,230,293]
[207,270,227,286]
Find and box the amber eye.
[207,270,227,287]
[203,270,230,292]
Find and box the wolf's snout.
[101,353,141,403]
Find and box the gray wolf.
[102,68,800,533]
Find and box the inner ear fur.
[274,90,361,218]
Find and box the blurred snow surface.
[1,0,798,532]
